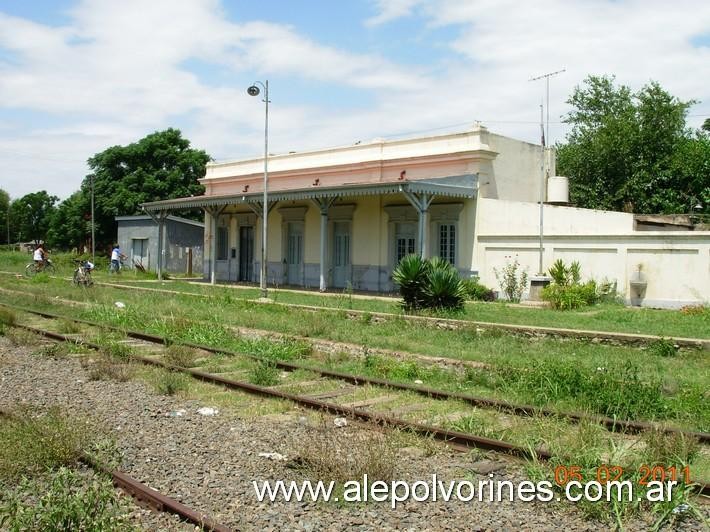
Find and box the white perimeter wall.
[473,198,710,308]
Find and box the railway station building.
[142,124,710,308]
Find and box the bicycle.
[25,258,55,277]
[108,258,125,274]
[72,260,94,287]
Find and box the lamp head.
[247,85,261,97]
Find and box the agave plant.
[423,260,466,310]
[392,254,430,310]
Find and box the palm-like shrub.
[393,255,466,311]
[392,254,430,310]
[424,260,467,310]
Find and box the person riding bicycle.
[33,244,46,270]
[110,244,127,272]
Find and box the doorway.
[286,222,304,285]
[332,222,351,288]
[238,226,254,282]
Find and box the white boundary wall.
[473,198,710,308]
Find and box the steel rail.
[94,280,710,349]
[0,408,231,532]
[4,302,709,445]
[13,321,547,460]
[11,321,710,497]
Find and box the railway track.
[95,279,710,349]
[0,408,231,532]
[3,302,708,445]
[4,308,710,497]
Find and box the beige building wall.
[474,198,710,308]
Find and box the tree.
[46,192,89,250]
[703,118,710,133]
[0,189,9,245]
[557,75,708,214]
[9,191,58,243]
[85,128,209,249]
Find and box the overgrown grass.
[162,344,198,368]
[293,419,397,488]
[0,467,134,531]
[0,408,97,484]
[248,360,280,386]
[153,370,189,395]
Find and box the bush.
[461,277,496,301]
[494,258,528,302]
[392,255,466,311]
[542,260,601,310]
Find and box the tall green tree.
[46,191,89,250]
[557,75,708,214]
[9,191,58,243]
[85,128,209,249]
[0,189,9,245]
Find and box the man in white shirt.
[33,244,45,269]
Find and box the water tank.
[547,176,569,204]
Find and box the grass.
[248,360,280,386]
[292,418,397,488]
[0,467,134,531]
[0,407,98,485]
[1,280,707,431]
[153,370,189,395]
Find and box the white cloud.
[365,0,426,27]
[1,0,709,201]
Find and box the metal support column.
[402,190,434,258]
[145,210,170,281]
[312,197,337,292]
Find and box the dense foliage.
[557,75,709,215]
[84,128,209,249]
[8,191,58,243]
[541,259,619,310]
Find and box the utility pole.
[529,68,565,276]
[90,175,95,263]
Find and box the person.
[110,244,126,273]
[33,244,46,270]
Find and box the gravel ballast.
[0,338,703,531]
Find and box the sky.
[0,0,709,201]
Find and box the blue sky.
[1,0,709,200]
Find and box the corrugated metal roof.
[141,174,477,212]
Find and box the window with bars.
[439,223,456,265]
[216,226,228,260]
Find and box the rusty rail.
[0,407,231,531]
[9,320,710,497]
[5,302,708,445]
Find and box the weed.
[83,357,134,382]
[56,319,81,334]
[154,370,189,396]
[0,308,16,327]
[30,272,50,284]
[494,258,528,303]
[360,312,373,325]
[293,419,397,486]
[642,430,699,466]
[163,344,198,368]
[32,343,70,358]
[248,360,280,386]
[98,341,132,361]
[244,336,312,361]
[5,327,42,346]
[0,407,97,484]
[0,467,134,531]
[648,338,679,358]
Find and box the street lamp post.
[247,80,269,299]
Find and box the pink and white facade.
[143,124,545,292]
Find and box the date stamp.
[553,465,692,486]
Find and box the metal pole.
[261,80,269,299]
[539,103,544,276]
[90,175,95,262]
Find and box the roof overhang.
[141,174,478,213]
